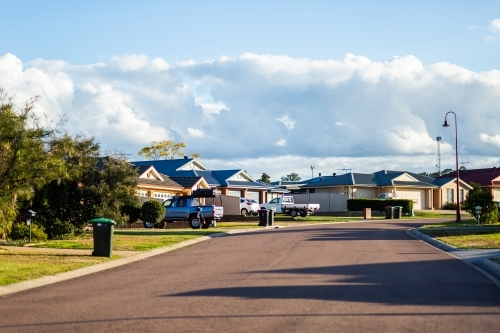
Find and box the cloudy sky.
[1,0,500,181]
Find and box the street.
[1,220,500,332]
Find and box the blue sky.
[1,1,500,180]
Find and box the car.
[240,198,260,216]
[377,193,397,199]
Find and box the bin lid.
[89,218,115,224]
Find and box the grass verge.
[419,221,500,249]
[0,252,112,286]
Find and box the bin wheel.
[143,221,154,229]
[300,211,307,217]
[189,216,201,229]
[241,208,248,217]
[290,210,298,217]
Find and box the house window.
[447,189,454,203]
[153,192,172,199]
[136,190,148,197]
[459,189,464,203]
[309,189,315,193]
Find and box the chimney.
[333,173,336,177]
[319,173,322,180]
[184,156,188,159]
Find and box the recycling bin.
[268,209,275,226]
[393,206,402,219]
[384,206,394,219]
[257,209,269,226]
[89,218,115,257]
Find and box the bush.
[141,200,166,223]
[8,223,48,242]
[47,219,76,239]
[462,182,498,224]
[121,203,142,225]
[347,199,413,214]
[442,202,456,210]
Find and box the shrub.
[141,200,166,223]
[121,202,142,225]
[347,199,413,214]
[48,219,76,239]
[8,223,48,242]
[442,202,456,210]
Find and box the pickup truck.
[144,189,223,229]
[260,195,320,217]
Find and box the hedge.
[347,199,413,214]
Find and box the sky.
[1,0,500,181]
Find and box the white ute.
[260,195,320,217]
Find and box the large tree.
[281,173,301,181]
[138,140,199,160]
[0,88,67,236]
[260,173,271,183]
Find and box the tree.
[462,182,498,224]
[260,173,271,183]
[138,140,199,160]
[0,88,67,236]
[281,173,301,181]
[141,200,166,228]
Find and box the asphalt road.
[1,220,500,332]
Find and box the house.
[134,164,209,203]
[132,157,273,203]
[437,167,500,202]
[299,170,471,210]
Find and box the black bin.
[257,209,269,226]
[393,206,402,219]
[89,218,115,257]
[384,206,394,219]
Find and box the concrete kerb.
[407,228,500,290]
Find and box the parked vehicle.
[377,193,397,199]
[240,198,260,216]
[260,195,320,217]
[144,189,223,229]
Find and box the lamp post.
[24,210,36,243]
[443,111,461,222]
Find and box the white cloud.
[480,133,500,147]
[275,139,286,146]
[484,35,497,42]
[490,18,500,32]
[2,52,500,177]
[467,25,478,30]
[187,127,205,138]
[276,115,295,130]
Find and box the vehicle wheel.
[300,211,307,217]
[290,210,298,218]
[241,208,248,217]
[189,216,201,229]
[143,221,154,229]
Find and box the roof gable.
[137,165,164,181]
[132,158,207,176]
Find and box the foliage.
[45,219,76,239]
[138,140,198,160]
[281,172,301,181]
[347,199,413,214]
[442,202,457,210]
[260,173,271,183]
[120,201,142,225]
[8,223,48,242]
[0,88,68,236]
[462,182,498,224]
[141,200,166,223]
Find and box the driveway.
[1,220,499,332]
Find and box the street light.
[443,111,461,222]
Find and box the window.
[447,189,454,203]
[309,189,316,193]
[136,190,148,197]
[459,189,464,203]
[177,199,187,207]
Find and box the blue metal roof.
[132,159,195,176]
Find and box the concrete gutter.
[407,228,500,289]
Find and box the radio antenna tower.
[436,137,442,176]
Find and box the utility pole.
[310,165,315,179]
[436,136,442,176]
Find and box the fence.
[292,193,348,212]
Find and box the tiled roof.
[137,178,182,188]
[438,167,500,186]
[169,176,203,188]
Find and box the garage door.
[355,188,376,199]
[396,189,425,210]
[494,189,500,202]
[227,190,241,197]
[247,191,260,202]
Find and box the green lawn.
[0,252,112,286]
[32,229,222,251]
